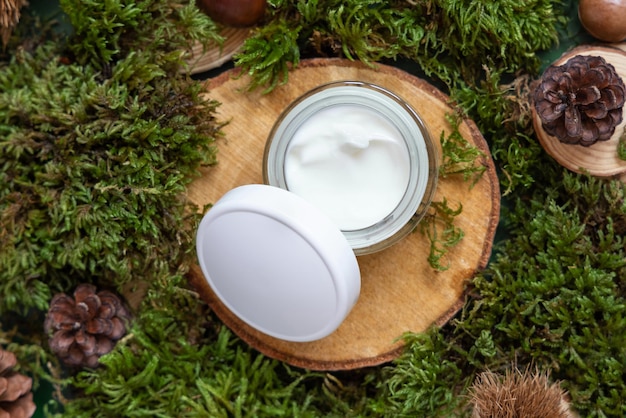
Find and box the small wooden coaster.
[186,27,250,74]
[532,45,626,180]
[187,59,500,370]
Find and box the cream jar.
[196,81,438,343]
[264,81,438,255]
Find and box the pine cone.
[45,284,131,368]
[533,54,625,146]
[0,349,36,418]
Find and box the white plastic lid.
[196,184,361,342]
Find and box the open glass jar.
[196,80,439,342]
[264,81,438,255]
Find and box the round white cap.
[196,184,361,342]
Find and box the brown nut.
[579,0,626,43]
[197,0,267,28]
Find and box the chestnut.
[197,0,267,28]
[579,0,626,42]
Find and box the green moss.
[467,173,626,416]
[373,329,468,417]
[452,67,545,195]
[0,1,220,314]
[236,0,561,93]
[438,113,487,186]
[373,174,626,417]
[420,198,465,271]
[234,18,302,93]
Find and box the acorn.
[579,0,626,42]
[197,0,267,28]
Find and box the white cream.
[284,105,411,231]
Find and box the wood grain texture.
[532,45,626,180]
[186,27,250,74]
[186,58,500,370]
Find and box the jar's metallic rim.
[263,81,439,255]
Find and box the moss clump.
[470,172,626,416]
[389,171,626,417]
[0,0,221,314]
[452,68,545,195]
[235,0,561,92]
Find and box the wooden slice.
[186,27,250,74]
[187,58,500,370]
[532,45,626,180]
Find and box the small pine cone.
[0,348,36,418]
[45,284,131,368]
[533,55,625,146]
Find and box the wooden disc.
[532,45,626,179]
[187,59,500,370]
[186,27,250,74]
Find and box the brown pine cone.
[533,54,625,146]
[0,349,36,418]
[45,284,131,368]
